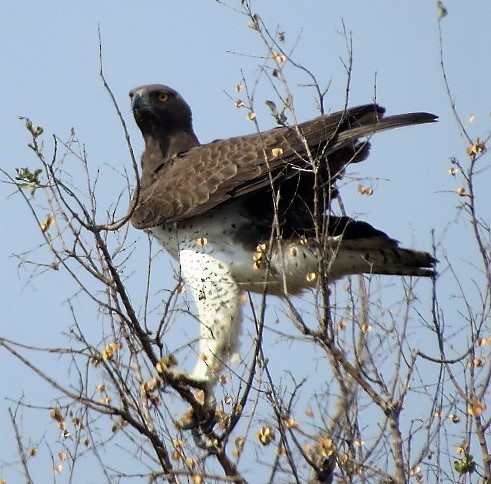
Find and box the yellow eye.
[158,92,170,102]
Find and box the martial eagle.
[129,84,436,385]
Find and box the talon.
[175,393,217,431]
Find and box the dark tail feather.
[337,108,438,145]
[322,217,436,278]
[265,233,436,289]
[360,246,436,278]
[326,238,437,279]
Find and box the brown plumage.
[129,84,437,385]
[129,85,437,230]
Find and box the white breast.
[148,204,259,279]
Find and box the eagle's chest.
[148,205,258,277]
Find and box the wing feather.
[131,105,436,229]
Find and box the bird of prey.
[129,84,437,386]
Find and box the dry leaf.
[196,237,208,247]
[358,185,374,196]
[467,400,486,416]
[40,213,54,233]
[448,167,459,176]
[271,51,287,63]
[306,272,317,282]
[271,147,284,158]
[256,426,275,445]
[456,187,469,197]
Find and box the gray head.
[129,84,194,134]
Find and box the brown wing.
[131,104,436,229]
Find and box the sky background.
[1,1,490,482]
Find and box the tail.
[297,104,438,155]
[292,104,438,185]
[323,216,436,279]
[337,107,438,144]
[327,239,436,279]
[259,217,436,293]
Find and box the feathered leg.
[179,250,242,385]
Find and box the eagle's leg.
[179,250,242,385]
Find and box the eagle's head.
[129,84,194,134]
[130,84,200,175]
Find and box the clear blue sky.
[1,1,490,481]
